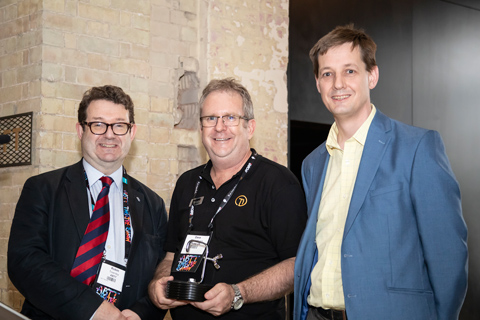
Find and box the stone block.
[149,126,171,144]
[111,0,151,15]
[42,62,64,83]
[2,70,16,87]
[130,77,150,94]
[86,21,110,38]
[151,5,170,23]
[63,133,80,151]
[150,159,170,175]
[120,11,131,27]
[151,96,172,113]
[151,21,180,39]
[0,85,21,104]
[18,0,42,17]
[43,0,65,13]
[0,51,22,70]
[78,3,119,24]
[130,44,150,61]
[111,26,150,46]
[132,14,150,31]
[110,58,151,77]
[87,54,110,71]
[77,36,119,56]
[149,50,179,68]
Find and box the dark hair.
[199,78,254,120]
[310,24,377,76]
[78,85,135,126]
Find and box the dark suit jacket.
[8,160,168,320]
[294,110,468,320]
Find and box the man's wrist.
[230,284,244,310]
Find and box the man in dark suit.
[8,85,168,320]
[293,25,468,320]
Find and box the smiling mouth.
[332,94,350,100]
[100,143,117,148]
[214,138,230,141]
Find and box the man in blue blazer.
[293,25,468,320]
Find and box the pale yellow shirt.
[308,105,376,309]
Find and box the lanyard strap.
[188,151,257,232]
[84,168,132,260]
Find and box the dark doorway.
[288,120,330,184]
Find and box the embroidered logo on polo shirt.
[235,195,247,207]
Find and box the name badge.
[93,259,126,304]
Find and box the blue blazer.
[293,110,468,320]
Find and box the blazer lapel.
[343,111,392,238]
[65,160,90,239]
[305,143,330,220]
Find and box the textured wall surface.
[0,0,290,311]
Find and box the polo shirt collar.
[200,148,258,185]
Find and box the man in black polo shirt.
[149,78,307,319]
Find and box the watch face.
[233,298,244,310]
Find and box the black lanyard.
[84,167,132,260]
[188,151,257,232]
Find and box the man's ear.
[129,123,137,141]
[368,65,379,90]
[247,119,256,140]
[76,122,84,140]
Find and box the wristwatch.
[231,284,244,310]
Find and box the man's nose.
[214,117,227,131]
[333,75,346,90]
[104,125,116,137]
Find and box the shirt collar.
[200,148,257,185]
[82,158,123,190]
[326,104,377,155]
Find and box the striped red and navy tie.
[71,176,113,285]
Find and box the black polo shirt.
[165,150,307,319]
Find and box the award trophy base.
[166,279,214,302]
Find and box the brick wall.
[0,0,289,312]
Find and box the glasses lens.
[112,123,129,135]
[201,117,217,127]
[90,122,107,134]
[224,115,239,126]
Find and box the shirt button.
[107,245,111,249]
[211,198,215,202]
[211,185,215,189]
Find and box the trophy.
[166,239,223,301]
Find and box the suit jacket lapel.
[64,160,90,239]
[343,111,392,238]
[306,144,330,220]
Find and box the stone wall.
[0,0,289,311]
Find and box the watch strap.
[231,284,244,310]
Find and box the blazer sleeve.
[8,175,103,320]
[410,130,468,319]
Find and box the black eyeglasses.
[200,115,249,127]
[82,122,133,135]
